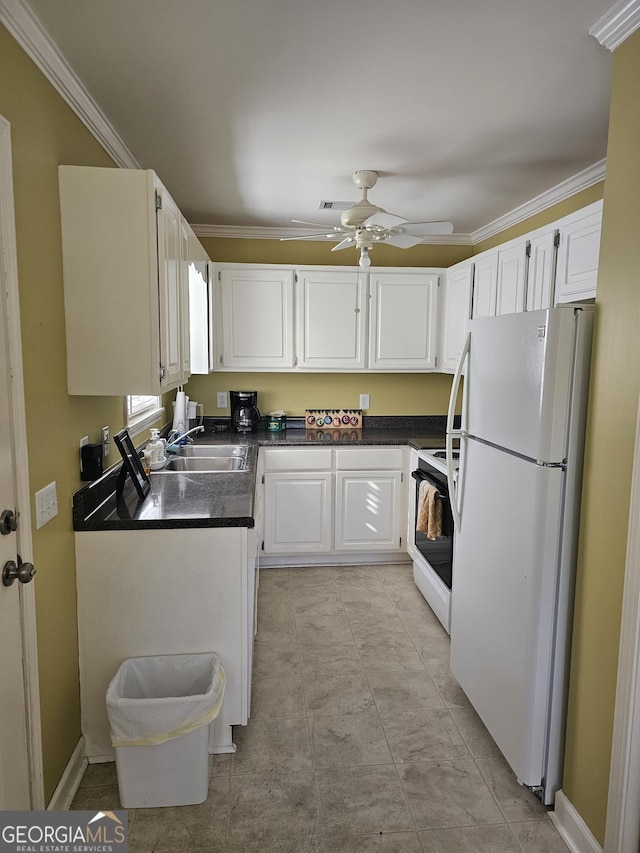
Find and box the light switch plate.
[217,391,228,408]
[35,481,58,529]
[102,426,110,458]
[359,394,370,410]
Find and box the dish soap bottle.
[147,429,166,468]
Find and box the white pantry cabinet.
[75,526,257,760]
[368,270,440,370]
[216,265,295,369]
[526,227,558,311]
[296,267,367,370]
[554,200,603,303]
[58,166,192,395]
[261,446,407,560]
[441,260,474,373]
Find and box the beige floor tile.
[209,752,232,777]
[367,667,444,712]
[419,823,521,852]
[399,759,504,829]
[295,611,354,645]
[259,567,291,587]
[428,663,472,707]
[255,609,297,642]
[77,761,118,788]
[316,765,414,836]
[226,769,318,847]
[314,830,423,852]
[250,674,306,719]
[293,590,346,618]
[449,706,505,759]
[298,639,364,675]
[252,639,301,679]
[509,818,570,851]
[303,670,375,716]
[71,782,125,810]
[476,757,549,822]
[310,711,393,768]
[357,634,427,672]
[231,718,313,775]
[380,709,470,762]
[347,613,409,644]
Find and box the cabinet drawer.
[335,447,404,470]
[263,447,333,471]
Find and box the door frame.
[0,114,45,809]
[605,394,640,852]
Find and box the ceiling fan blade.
[385,233,425,249]
[292,219,342,230]
[403,221,455,236]
[364,211,408,229]
[280,232,340,241]
[331,236,356,251]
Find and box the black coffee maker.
[230,390,261,433]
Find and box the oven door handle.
[411,470,449,502]
[446,331,470,531]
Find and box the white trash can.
[106,652,225,808]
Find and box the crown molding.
[0,0,140,169]
[192,223,474,245]
[590,0,640,51]
[471,159,606,244]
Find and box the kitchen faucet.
[166,424,205,451]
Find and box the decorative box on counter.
[305,409,362,429]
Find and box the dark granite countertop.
[73,416,449,532]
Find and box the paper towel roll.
[172,391,187,433]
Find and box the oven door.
[411,461,454,590]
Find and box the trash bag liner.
[106,652,225,747]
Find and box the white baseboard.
[550,790,603,853]
[260,552,411,568]
[47,736,87,811]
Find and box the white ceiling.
[19,0,615,239]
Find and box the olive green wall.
[0,25,145,802]
[561,30,640,844]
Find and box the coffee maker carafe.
[230,390,261,433]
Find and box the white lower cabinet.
[261,446,406,559]
[75,527,256,761]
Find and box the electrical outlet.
[80,435,89,473]
[217,391,228,408]
[102,426,110,458]
[35,481,58,529]
[359,394,370,410]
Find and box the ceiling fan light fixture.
[359,247,371,269]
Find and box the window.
[125,395,164,436]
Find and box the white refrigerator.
[447,305,594,805]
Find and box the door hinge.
[159,364,166,381]
[261,474,265,484]
[554,231,561,248]
[526,242,532,257]
[155,191,162,211]
[399,536,402,548]
[218,270,221,282]
[294,356,298,366]
[435,356,438,367]
[401,472,404,483]
[261,541,264,551]
[219,355,223,365]
[294,272,298,283]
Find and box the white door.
[496,242,527,315]
[368,271,439,370]
[334,471,403,550]
[0,116,40,809]
[263,473,333,553]
[296,268,367,370]
[471,251,498,318]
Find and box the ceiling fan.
[282,170,454,268]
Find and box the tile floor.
[72,563,570,852]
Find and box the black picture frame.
[114,428,150,501]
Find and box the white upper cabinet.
[368,270,440,370]
[554,200,603,303]
[526,227,558,311]
[296,267,367,370]
[496,241,528,315]
[441,260,474,373]
[58,166,193,395]
[472,251,498,319]
[216,265,295,369]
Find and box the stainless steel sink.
[161,456,247,472]
[176,444,248,460]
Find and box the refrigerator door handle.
[446,331,470,530]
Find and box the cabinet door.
[526,229,557,311]
[442,262,473,372]
[263,472,333,553]
[218,267,295,369]
[555,202,602,303]
[157,187,183,388]
[335,471,403,550]
[472,251,498,318]
[368,271,439,370]
[496,242,528,316]
[179,216,191,380]
[296,268,367,369]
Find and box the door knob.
[2,555,36,587]
[0,509,17,535]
